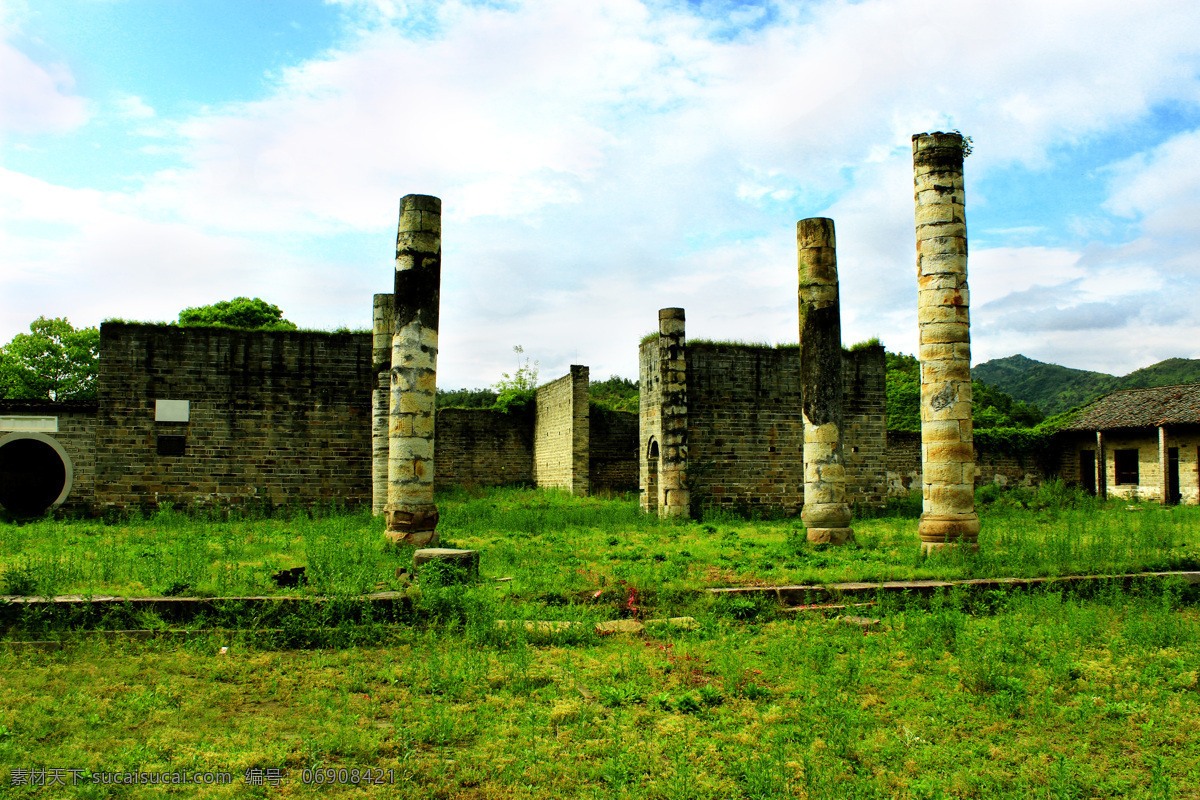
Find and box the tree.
[177,297,298,330]
[0,317,100,401]
[491,346,539,414]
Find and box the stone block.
[919,322,969,344]
[806,527,855,545]
[413,548,479,581]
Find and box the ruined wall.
[588,405,638,493]
[0,401,98,513]
[887,430,1056,497]
[679,343,886,515]
[533,365,590,495]
[842,347,888,507]
[638,338,663,513]
[435,408,533,489]
[95,323,373,510]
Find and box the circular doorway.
[0,432,74,516]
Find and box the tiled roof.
[1064,382,1200,430]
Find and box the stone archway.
[0,432,74,516]
[644,437,660,515]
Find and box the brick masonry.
[435,408,533,489]
[0,400,97,513]
[885,430,1050,496]
[641,340,888,516]
[533,365,590,495]
[95,323,374,509]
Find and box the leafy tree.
[491,346,539,414]
[0,317,100,401]
[885,350,1044,431]
[177,297,297,330]
[436,387,498,409]
[885,351,921,432]
[590,375,638,413]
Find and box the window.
[157,435,187,456]
[1114,448,1139,485]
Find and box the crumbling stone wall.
[588,405,638,493]
[0,400,98,513]
[886,429,1052,496]
[640,339,887,516]
[533,365,590,495]
[95,322,373,510]
[435,408,533,489]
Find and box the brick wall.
[95,323,374,510]
[663,342,887,516]
[0,400,98,513]
[589,405,638,493]
[886,429,1056,496]
[638,339,662,513]
[435,408,533,489]
[533,365,590,495]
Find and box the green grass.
[0,586,1196,798]
[2,485,1199,602]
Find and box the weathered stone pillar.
[913,132,979,551]
[1096,431,1107,501]
[385,195,441,545]
[371,293,393,516]
[658,308,689,518]
[797,217,854,545]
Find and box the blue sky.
[3,0,1200,389]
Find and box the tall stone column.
[797,218,854,545]
[913,132,979,551]
[371,293,393,516]
[385,195,441,545]
[658,308,689,518]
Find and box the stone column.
[1096,431,1107,501]
[797,218,854,545]
[913,132,979,551]
[658,308,689,518]
[385,194,441,545]
[371,293,393,516]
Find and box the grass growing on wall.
[0,586,1196,798]
[1,485,1198,604]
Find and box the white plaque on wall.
[155,399,190,422]
[0,416,58,432]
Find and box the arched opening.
[644,437,660,516]
[0,433,73,517]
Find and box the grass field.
[1,486,1198,797]
[0,585,1197,798]
[1,484,1198,602]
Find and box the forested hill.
[973,354,1200,417]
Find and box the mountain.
[973,355,1200,417]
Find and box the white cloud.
[0,39,88,134]
[6,0,1200,383]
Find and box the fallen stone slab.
[413,548,480,581]
[495,620,584,634]
[709,571,1200,603]
[645,616,700,631]
[594,619,645,635]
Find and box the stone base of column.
[806,527,855,545]
[802,503,853,546]
[918,513,980,553]
[385,506,440,547]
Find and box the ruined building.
[638,314,887,518]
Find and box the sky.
[3,0,1200,390]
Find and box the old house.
[1056,383,1200,505]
